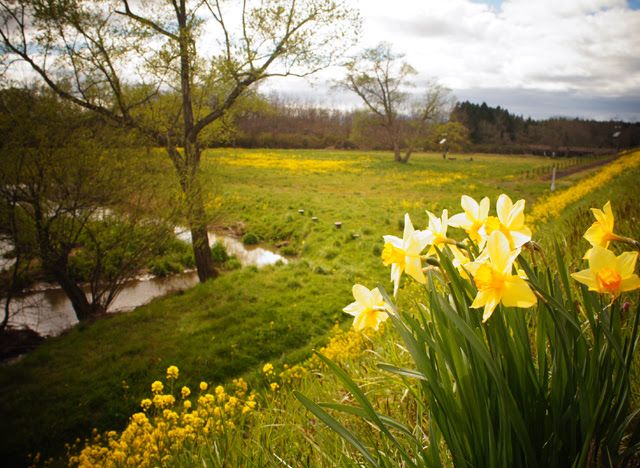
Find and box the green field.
[1,149,639,465]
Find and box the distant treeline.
[225,95,639,154]
[2,88,637,154]
[450,101,640,155]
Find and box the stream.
[3,232,287,337]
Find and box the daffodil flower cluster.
[345,194,538,326]
[571,201,640,298]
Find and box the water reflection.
[5,233,287,337]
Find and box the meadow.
[1,148,639,466]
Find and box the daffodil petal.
[479,197,490,219]
[352,284,374,309]
[620,275,640,293]
[510,228,532,249]
[584,224,608,247]
[383,235,403,247]
[496,194,513,225]
[343,301,365,317]
[487,231,512,272]
[405,257,426,284]
[616,251,638,277]
[506,199,526,228]
[461,195,479,219]
[470,289,490,309]
[403,213,415,241]
[482,297,500,323]
[502,276,537,308]
[448,212,472,229]
[589,246,618,274]
[571,269,597,290]
[391,263,402,296]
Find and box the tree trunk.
[188,197,217,283]
[393,139,403,162]
[402,147,413,163]
[51,265,94,321]
[183,146,217,283]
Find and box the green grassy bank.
[0,149,634,466]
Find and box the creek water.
[3,232,287,337]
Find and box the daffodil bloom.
[423,209,451,255]
[571,246,640,297]
[343,284,389,331]
[478,194,532,250]
[467,231,537,322]
[582,201,623,258]
[449,195,490,243]
[450,244,471,279]
[381,213,430,295]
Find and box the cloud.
[356,0,640,97]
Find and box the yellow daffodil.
[478,194,531,250]
[571,246,640,297]
[343,284,389,331]
[582,201,623,258]
[381,213,430,295]
[467,231,537,322]
[450,244,471,279]
[423,209,450,255]
[449,195,490,243]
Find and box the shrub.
[242,233,260,245]
[210,241,229,264]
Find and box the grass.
[0,148,634,466]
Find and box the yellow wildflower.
[478,194,531,250]
[382,213,430,295]
[166,366,179,380]
[140,399,152,410]
[262,363,274,375]
[180,386,191,399]
[343,284,389,331]
[449,195,490,243]
[571,246,640,298]
[468,231,537,322]
[151,381,163,394]
[199,382,208,392]
[183,400,192,410]
[270,382,279,392]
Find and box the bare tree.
[339,42,450,163]
[0,0,360,282]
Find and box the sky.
[264,0,640,121]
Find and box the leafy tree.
[0,88,175,322]
[429,121,471,156]
[338,42,450,162]
[0,0,360,282]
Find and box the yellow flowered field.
[215,151,361,173]
[530,150,640,223]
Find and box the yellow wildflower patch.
[530,150,640,223]
[68,374,257,468]
[217,152,358,173]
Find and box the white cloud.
[352,0,640,96]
